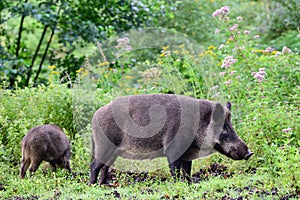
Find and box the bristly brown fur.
[90,94,252,185]
[20,124,71,178]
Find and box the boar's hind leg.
[20,158,31,178]
[90,159,105,185]
[28,159,43,177]
[182,160,192,182]
[49,161,57,171]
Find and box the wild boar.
[90,94,253,185]
[20,124,71,178]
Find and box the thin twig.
[97,42,107,62]
[60,71,73,89]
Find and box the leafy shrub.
[0,84,74,165]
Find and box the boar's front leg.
[181,160,192,182]
[168,159,182,181]
[49,161,57,171]
[65,161,72,173]
[100,165,109,185]
[168,159,192,182]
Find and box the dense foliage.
[0,0,299,199]
[1,0,299,88]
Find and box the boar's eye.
[220,130,229,140]
[220,124,230,140]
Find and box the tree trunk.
[25,24,49,87]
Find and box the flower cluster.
[244,30,250,35]
[252,68,266,82]
[281,46,292,54]
[224,79,232,85]
[230,24,238,32]
[115,37,132,51]
[221,56,238,68]
[212,6,230,20]
[282,127,293,133]
[140,67,162,80]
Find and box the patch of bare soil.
[8,196,38,200]
[192,163,234,182]
[0,182,5,191]
[8,163,299,199]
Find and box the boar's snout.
[244,149,253,160]
[229,141,253,161]
[214,138,253,161]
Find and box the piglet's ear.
[226,102,232,111]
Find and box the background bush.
[0,0,299,199]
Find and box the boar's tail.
[21,142,27,163]
[91,134,95,161]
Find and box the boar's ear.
[212,103,225,124]
[226,102,232,111]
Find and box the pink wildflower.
[218,44,225,50]
[221,55,238,68]
[244,30,250,35]
[212,9,221,17]
[215,28,220,34]
[224,79,232,85]
[220,6,230,16]
[259,68,266,74]
[115,37,131,51]
[263,47,274,53]
[230,24,238,31]
[282,46,292,54]
[219,72,226,76]
[254,35,260,39]
[253,73,264,82]
[212,6,230,20]
[237,16,243,21]
[252,68,266,82]
[282,127,293,133]
[229,70,237,75]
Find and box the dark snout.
[244,149,253,160]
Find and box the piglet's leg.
[20,158,31,179]
[29,159,42,177]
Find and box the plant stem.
[225,20,253,71]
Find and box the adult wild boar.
[20,124,71,178]
[90,94,253,185]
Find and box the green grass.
[1,3,299,199]
[1,158,298,199]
